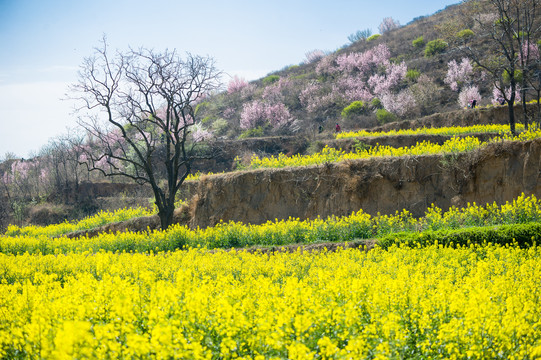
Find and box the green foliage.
[378,222,541,249]
[376,109,397,124]
[456,29,474,40]
[262,75,280,86]
[371,98,382,109]
[341,101,365,118]
[502,69,523,84]
[367,34,381,42]
[412,36,425,48]
[406,69,421,81]
[211,118,229,136]
[201,116,214,124]
[292,73,309,80]
[195,101,209,115]
[424,39,448,57]
[239,126,265,139]
[352,141,371,153]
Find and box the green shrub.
[341,101,365,118]
[502,69,523,84]
[378,222,541,249]
[371,98,382,109]
[424,39,448,57]
[406,69,421,81]
[262,75,280,86]
[239,126,265,139]
[367,34,381,42]
[456,29,474,40]
[195,101,209,115]
[211,118,229,136]
[412,36,425,48]
[376,109,397,124]
[201,116,213,124]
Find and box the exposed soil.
[60,105,541,238]
[190,138,541,228]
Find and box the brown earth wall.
[189,138,541,228]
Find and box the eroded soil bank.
[190,138,541,228]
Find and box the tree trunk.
[522,90,529,130]
[158,204,175,230]
[537,90,541,129]
[508,101,516,135]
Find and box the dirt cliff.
[189,138,541,228]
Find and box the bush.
[406,69,421,81]
[412,36,425,48]
[378,222,541,249]
[367,34,381,42]
[211,118,229,136]
[239,126,265,139]
[371,98,382,109]
[376,109,397,124]
[341,101,365,118]
[262,75,280,86]
[424,39,448,57]
[456,29,474,40]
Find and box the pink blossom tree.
[227,76,249,94]
[444,58,474,92]
[492,85,521,105]
[458,85,482,108]
[368,62,407,96]
[381,90,417,117]
[240,100,292,130]
[378,17,400,34]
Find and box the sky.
[0,0,458,158]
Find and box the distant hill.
[195,2,501,139]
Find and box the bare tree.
[459,0,541,134]
[70,38,222,229]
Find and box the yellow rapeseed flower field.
[249,130,541,170]
[336,123,525,139]
[0,244,539,359]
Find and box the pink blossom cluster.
[458,85,482,108]
[262,78,292,103]
[492,85,521,105]
[299,83,337,113]
[378,17,400,34]
[336,77,372,102]
[315,55,337,76]
[335,44,391,74]
[223,107,236,119]
[11,160,32,180]
[368,62,407,95]
[192,127,213,143]
[444,58,474,91]
[381,90,416,117]
[304,49,326,64]
[519,41,541,63]
[240,100,291,129]
[227,76,249,94]
[2,172,13,185]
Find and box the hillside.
[194,1,516,139]
[1,0,540,230]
